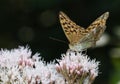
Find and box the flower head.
[56,50,100,84]
[0,46,65,84]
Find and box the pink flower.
[56,50,99,84]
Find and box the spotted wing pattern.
[79,12,109,44]
[59,11,87,45]
[59,11,109,50]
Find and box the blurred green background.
[0,0,120,84]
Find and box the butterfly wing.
[86,12,109,42]
[59,11,86,44]
[76,12,109,48]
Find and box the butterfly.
[59,11,109,51]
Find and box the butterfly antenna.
[49,37,68,44]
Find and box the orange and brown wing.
[59,11,86,44]
[86,12,109,41]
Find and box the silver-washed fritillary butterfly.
[59,11,109,51]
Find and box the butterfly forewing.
[86,12,109,41]
[59,11,86,44]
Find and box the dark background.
[0,0,120,84]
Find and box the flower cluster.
[0,46,99,84]
[0,46,65,84]
[56,50,99,84]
